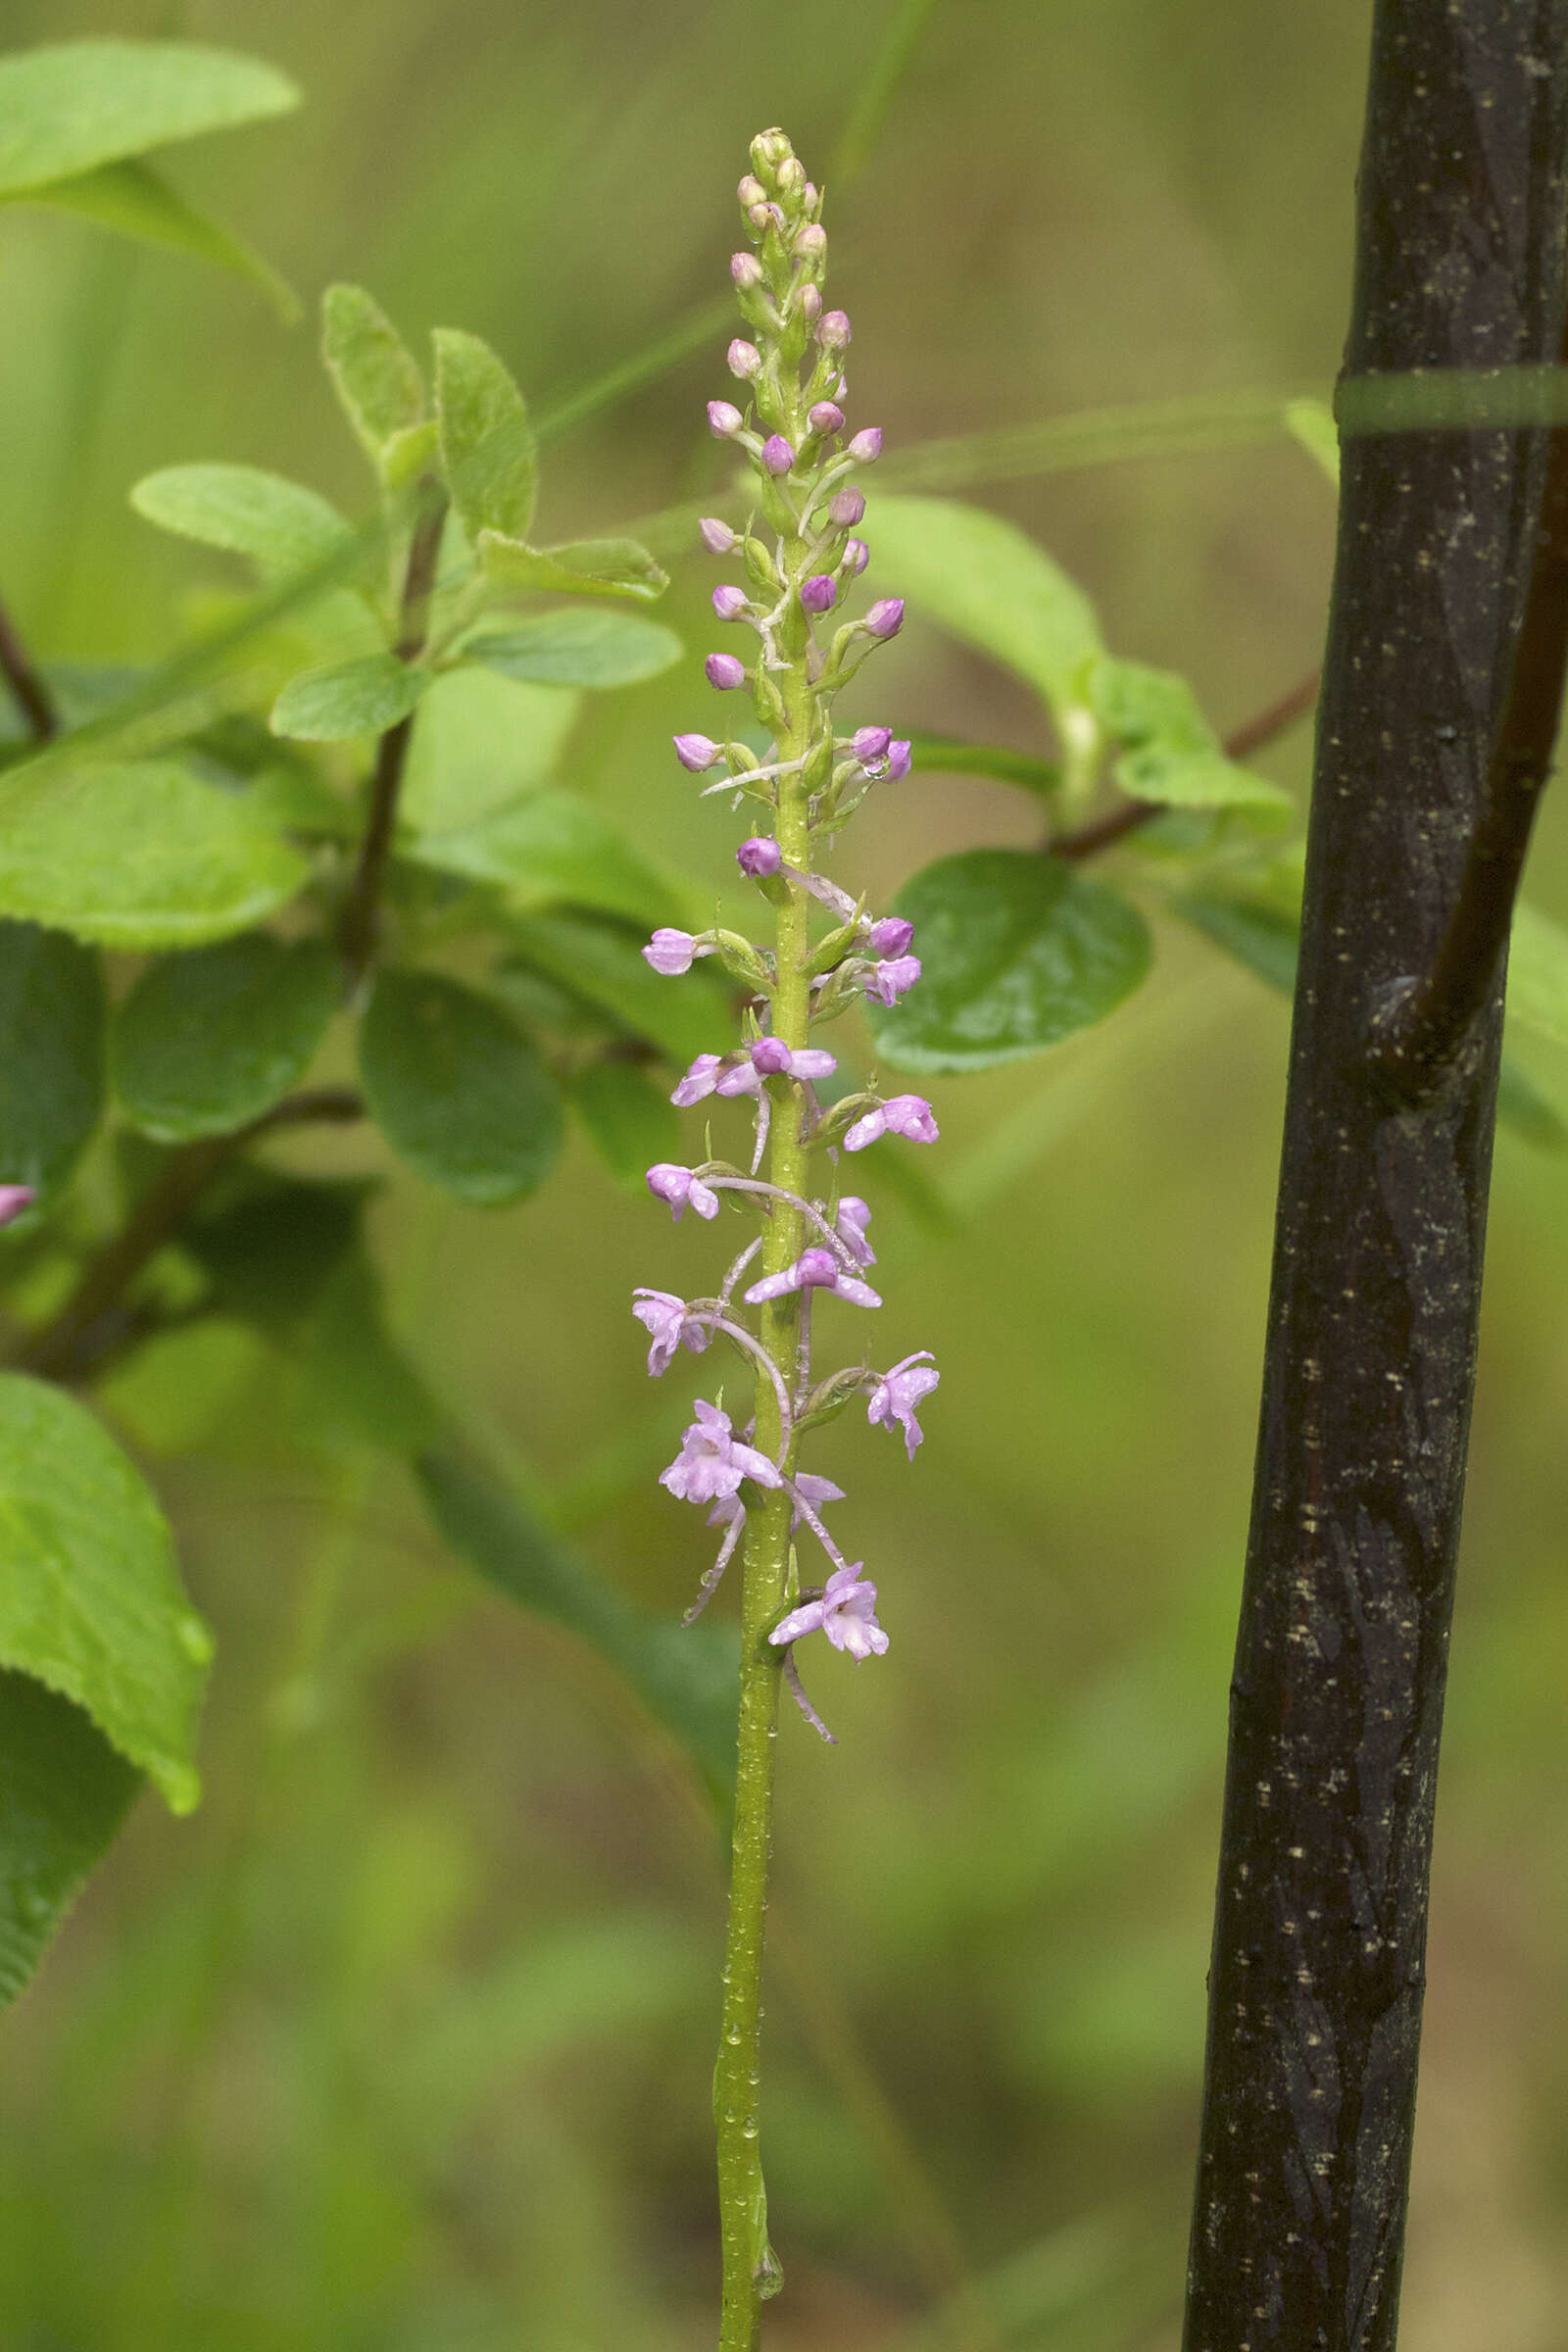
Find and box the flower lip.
[769,1561,888,1659]
[646,1162,720,1220]
[660,1397,783,1506]
[867,1350,941,1459]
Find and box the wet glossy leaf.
[0,1371,211,1814]
[0,760,309,948]
[359,970,564,1205]
[131,464,354,578]
[404,787,679,927]
[0,1669,139,2009]
[0,921,104,1203]
[870,850,1152,1071]
[571,1060,681,1189]
[270,653,428,742]
[322,282,425,472]
[464,607,682,688]
[433,327,537,547]
[112,933,337,1142]
[0,39,298,194]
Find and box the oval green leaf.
[465,608,682,689]
[0,761,309,948]
[16,157,297,318]
[322,283,425,471]
[477,531,668,604]
[404,787,680,928]
[0,1668,141,2009]
[433,326,537,548]
[112,933,337,1142]
[1090,657,1291,812]
[0,920,104,1202]
[131,463,354,578]
[0,39,299,196]
[359,970,564,1205]
[0,1371,211,1812]
[868,849,1152,1071]
[399,667,580,833]
[270,653,429,743]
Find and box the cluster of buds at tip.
[631,131,944,1741]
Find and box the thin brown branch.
[1051,666,1320,861]
[16,1087,364,1384]
[337,485,448,988]
[0,584,60,743]
[1373,313,1568,1093]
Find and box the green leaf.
[571,1060,681,1189]
[321,283,425,473]
[867,493,1105,746]
[416,1448,738,1810]
[0,1372,211,1813]
[0,921,104,1203]
[501,911,733,1067]
[111,934,337,1142]
[131,464,355,579]
[0,760,309,948]
[903,732,1062,796]
[1494,1055,1568,1151]
[359,970,564,1205]
[0,1669,140,2009]
[288,1250,442,1457]
[868,849,1152,1072]
[1171,891,1299,995]
[0,39,298,195]
[464,608,682,689]
[1089,658,1291,812]
[1506,901,1568,1050]
[270,653,429,743]
[404,787,681,927]
[12,156,297,317]
[1284,396,1340,486]
[477,531,668,604]
[399,667,580,833]
[183,1173,373,1336]
[432,326,538,547]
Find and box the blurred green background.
[4,2,1568,2346]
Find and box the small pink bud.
[0,1184,36,1228]
[708,400,744,438]
[737,175,767,207]
[800,285,822,326]
[730,251,763,290]
[842,538,870,574]
[886,739,912,780]
[795,223,827,260]
[847,426,883,463]
[712,583,749,621]
[705,653,747,690]
[727,338,762,379]
[801,574,837,613]
[737,836,782,878]
[865,598,905,639]
[869,916,914,957]
[808,401,845,436]
[748,201,784,234]
[829,486,865,526]
[853,724,893,764]
[761,434,796,476]
[803,181,819,209]
[817,309,853,349]
[673,733,721,771]
[699,515,738,555]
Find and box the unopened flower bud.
[801,574,837,613]
[761,433,795,476]
[847,426,883,463]
[727,338,762,380]
[673,732,721,771]
[886,739,912,779]
[751,128,792,175]
[829,486,865,526]
[853,724,892,764]
[737,836,782,877]
[800,285,822,327]
[842,538,870,574]
[699,515,739,555]
[730,251,763,290]
[705,653,747,690]
[817,309,853,350]
[738,174,768,207]
[775,154,807,198]
[748,201,785,234]
[712,583,749,621]
[865,598,904,639]
[795,222,826,261]
[708,400,744,438]
[868,915,914,956]
[808,403,846,441]
[804,181,819,210]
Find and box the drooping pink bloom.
[835,1196,875,1267]
[706,653,747,690]
[865,955,921,1006]
[0,1185,35,1227]
[642,927,710,976]
[646,1163,720,1221]
[885,739,913,780]
[867,1351,941,1459]
[673,733,721,772]
[736,836,782,878]
[660,1398,782,1506]
[770,1562,889,1659]
[843,1093,940,1152]
[632,1289,713,1376]
[671,1053,727,1106]
[744,1247,881,1310]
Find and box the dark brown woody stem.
[0,583,61,744]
